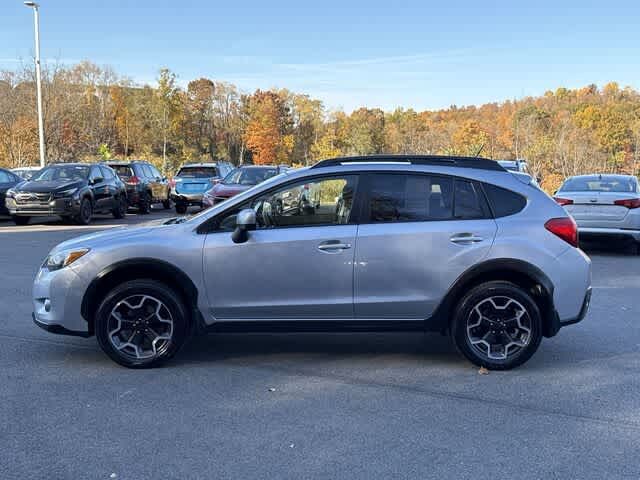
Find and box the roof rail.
[310,154,506,171]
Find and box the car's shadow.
[580,238,637,256]
[173,331,462,367]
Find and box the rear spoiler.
[510,171,537,186]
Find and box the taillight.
[168,178,176,188]
[545,217,578,247]
[614,198,640,209]
[126,176,140,186]
[553,197,574,206]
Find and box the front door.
[202,174,359,321]
[354,173,497,319]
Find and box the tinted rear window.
[110,165,134,177]
[177,167,218,178]
[483,183,527,218]
[454,180,486,219]
[367,174,454,222]
[559,176,637,193]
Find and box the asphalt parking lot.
[1,210,639,480]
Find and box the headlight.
[44,248,90,271]
[53,188,78,198]
[6,188,16,198]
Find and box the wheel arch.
[428,258,559,338]
[81,258,202,335]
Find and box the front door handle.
[318,240,352,252]
[450,233,484,244]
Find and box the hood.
[52,216,181,252]
[211,183,251,197]
[17,179,85,194]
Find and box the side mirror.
[231,208,256,244]
[90,177,103,185]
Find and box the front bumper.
[6,196,80,217]
[32,264,90,336]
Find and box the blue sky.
[1,0,639,112]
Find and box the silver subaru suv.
[33,155,592,370]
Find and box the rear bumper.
[6,197,80,216]
[578,227,640,242]
[171,192,204,205]
[547,287,592,337]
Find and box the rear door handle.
[450,233,484,244]
[318,240,352,252]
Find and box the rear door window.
[366,174,454,222]
[453,180,486,219]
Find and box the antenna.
[473,144,485,157]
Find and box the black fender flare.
[427,258,559,337]
[80,258,202,334]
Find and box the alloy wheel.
[107,294,174,360]
[466,296,532,361]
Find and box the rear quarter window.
[483,183,527,218]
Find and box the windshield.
[185,171,294,224]
[560,176,637,193]
[33,165,89,182]
[176,166,217,179]
[223,167,278,186]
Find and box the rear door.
[354,173,497,319]
[99,166,119,209]
[89,165,109,210]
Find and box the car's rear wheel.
[162,199,171,210]
[12,215,30,226]
[95,279,190,368]
[451,281,542,370]
[74,198,93,225]
[112,195,127,219]
[175,203,187,214]
[138,192,151,214]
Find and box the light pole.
[24,1,46,168]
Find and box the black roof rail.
[310,154,506,172]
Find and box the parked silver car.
[32,155,592,370]
[555,174,640,253]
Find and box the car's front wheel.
[95,279,190,368]
[74,197,93,225]
[175,203,187,214]
[451,281,542,370]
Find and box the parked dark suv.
[5,163,127,225]
[107,161,171,214]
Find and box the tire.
[175,203,187,215]
[112,195,127,219]
[74,197,93,225]
[138,192,151,214]
[451,281,542,370]
[162,199,171,210]
[94,279,190,368]
[12,216,30,226]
